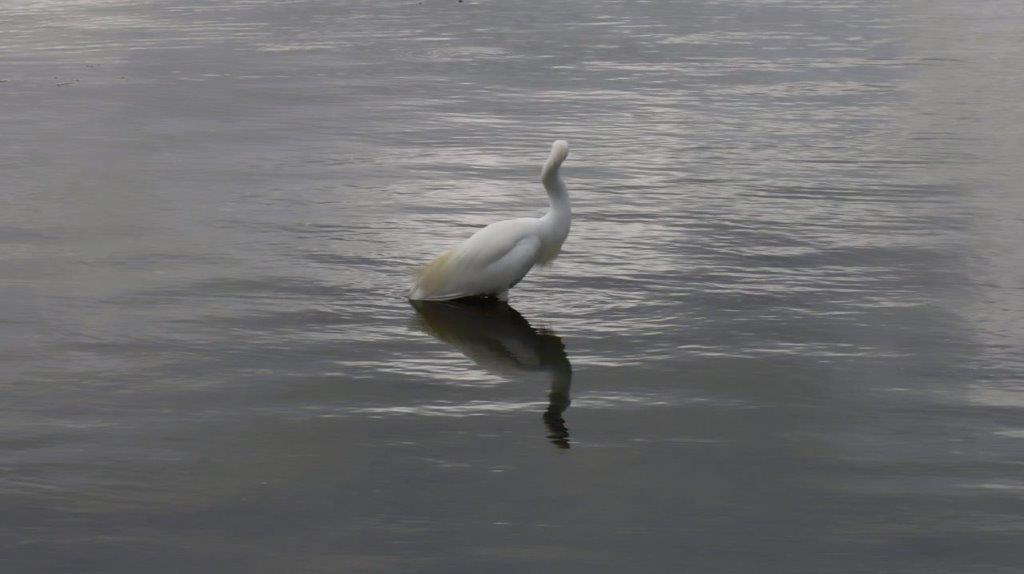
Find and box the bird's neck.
[543,160,571,217]
[539,165,571,255]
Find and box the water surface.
[2,0,1023,572]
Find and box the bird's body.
[408,140,571,301]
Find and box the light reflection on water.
[2,0,1023,572]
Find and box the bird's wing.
[411,218,540,300]
[485,233,541,290]
[454,218,538,267]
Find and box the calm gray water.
[3,0,1023,572]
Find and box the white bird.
[408,140,572,301]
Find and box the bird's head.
[542,140,570,180]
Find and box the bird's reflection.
[410,299,573,449]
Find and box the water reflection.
[410,299,573,448]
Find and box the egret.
[408,140,571,301]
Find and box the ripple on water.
[3,1,1023,569]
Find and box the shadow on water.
[410,298,573,448]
